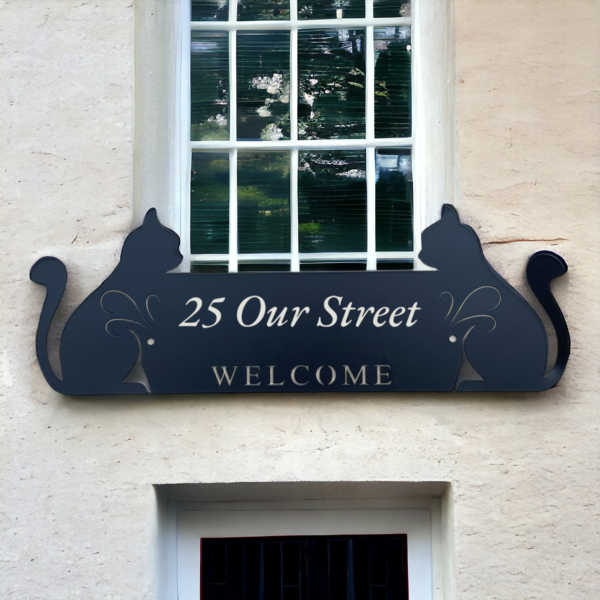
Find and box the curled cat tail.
[526,251,570,389]
[30,257,68,393]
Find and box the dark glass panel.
[305,536,329,598]
[377,261,413,270]
[300,261,366,271]
[191,31,229,141]
[282,542,301,585]
[328,540,349,599]
[298,0,364,20]
[374,27,411,138]
[191,263,228,273]
[263,542,281,600]
[282,586,301,600]
[202,540,227,599]
[238,262,291,271]
[244,543,262,600]
[298,150,367,252]
[238,0,290,20]
[373,0,411,18]
[353,538,370,599]
[375,149,412,251]
[191,152,229,254]
[237,31,290,141]
[298,29,365,140]
[238,152,291,253]
[191,0,229,21]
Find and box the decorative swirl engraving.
[105,318,150,337]
[146,295,160,325]
[441,286,502,334]
[440,291,454,322]
[450,286,502,326]
[101,290,161,336]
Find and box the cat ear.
[441,204,461,224]
[143,208,159,227]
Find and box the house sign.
[30,205,570,395]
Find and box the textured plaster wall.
[0,1,599,599]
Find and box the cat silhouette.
[30,209,182,395]
[419,204,570,391]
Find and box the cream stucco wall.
[1,1,599,598]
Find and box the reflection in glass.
[298,151,367,252]
[374,27,411,138]
[191,263,229,273]
[373,0,411,18]
[377,260,413,270]
[191,153,230,254]
[237,31,290,141]
[298,29,365,140]
[238,152,291,254]
[239,263,291,271]
[191,0,229,21]
[298,0,364,20]
[375,149,413,251]
[300,261,366,271]
[237,0,290,20]
[191,32,229,141]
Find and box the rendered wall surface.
[1,1,599,599]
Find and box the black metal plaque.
[30,206,570,395]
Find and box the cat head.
[419,204,483,269]
[119,209,183,273]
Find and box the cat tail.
[30,257,68,393]
[526,251,570,389]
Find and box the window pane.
[237,31,290,141]
[377,261,413,270]
[191,32,229,141]
[298,0,364,20]
[298,150,366,252]
[191,0,229,21]
[237,0,290,20]
[191,263,229,273]
[373,0,411,18]
[375,149,412,251]
[298,29,365,140]
[374,27,411,138]
[238,152,291,253]
[238,262,291,272]
[300,261,366,271]
[191,153,230,254]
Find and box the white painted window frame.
[176,505,434,600]
[132,1,454,269]
[175,0,455,273]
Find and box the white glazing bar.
[179,0,192,272]
[228,149,238,272]
[290,0,300,272]
[290,150,300,272]
[366,147,377,270]
[190,254,231,263]
[228,3,238,272]
[191,18,411,30]
[191,138,412,150]
[365,1,376,271]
